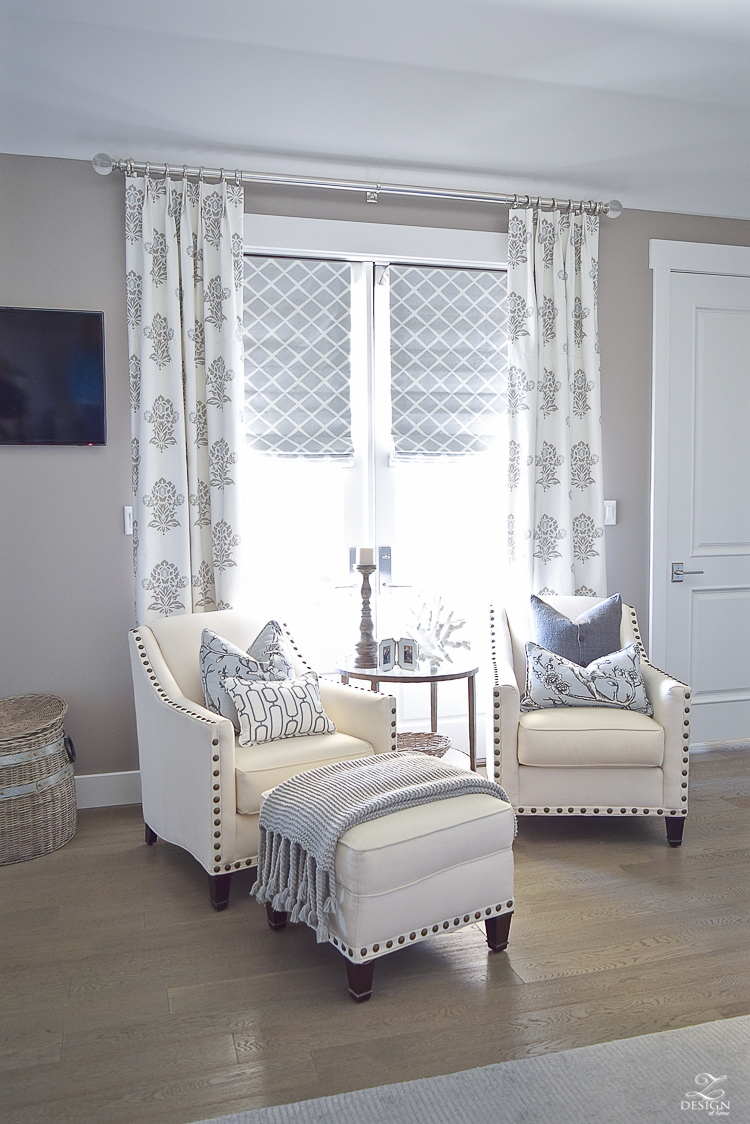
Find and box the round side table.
[335,656,480,771]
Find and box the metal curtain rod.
[91,152,623,217]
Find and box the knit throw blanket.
[251,751,515,943]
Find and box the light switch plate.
[123,506,133,535]
[604,500,617,526]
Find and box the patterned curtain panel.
[389,265,508,458]
[125,173,244,623]
[505,208,606,597]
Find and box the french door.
[239,218,509,754]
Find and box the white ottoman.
[262,790,516,1001]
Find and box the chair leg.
[208,872,232,911]
[345,958,375,1002]
[485,911,513,952]
[666,816,686,847]
[265,902,288,930]
[144,824,157,845]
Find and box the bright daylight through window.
[239,228,509,754]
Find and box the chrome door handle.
[671,562,705,583]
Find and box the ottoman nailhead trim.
[581,808,586,813]
[212,739,219,746]
[213,865,220,872]
[212,755,219,762]
[518,807,524,812]
[569,807,574,812]
[464,915,470,923]
[507,900,513,908]
[621,808,626,813]
[682,809,687,814]
[421,929,428,936]
[544,806,550,813]
[398,936,405,944]
[361,948,367,956]
[443,921,450,929]
[410,932,416,940]
[386,940,393,948]
[485,908,491,916]
[658,809,664,815]
[557,807,563,813]
[454,918,460,926]
[224,864,230,871]
[373,944,379,952]
[643,809,649,814]
[593,808,599,814]
[475,912,481,919]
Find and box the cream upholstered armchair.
[490,596,690,845]
[128,609,396,908]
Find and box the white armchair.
[128,609,396,908]
[490,597,691,846]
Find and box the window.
[238,217,509,756]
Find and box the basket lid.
[0,694,68,744]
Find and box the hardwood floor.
[1,747,748,1124]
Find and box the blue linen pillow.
[521,641,653,714]
[200,621,294,732]
[530,593,622,667]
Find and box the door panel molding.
[649,240,750,666]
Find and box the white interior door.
[651,241,750,744]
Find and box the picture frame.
[378,638,396,672]
[397,638,418,670]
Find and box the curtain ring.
[145,162,151,179]
[220,167,226,182]
[127,158,134,177]
[235,169,241,186]
[199,165,205,183]
[551,197,557,211]
[182,164,188,180]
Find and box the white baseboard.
[75,770,142,809]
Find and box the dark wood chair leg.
[208,872,232,911]
[144,824,157,845]
[345,957,375,1003]
[666,816,686,847]
[265,902,288,930]
[485,911,513,952]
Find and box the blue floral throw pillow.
[521,641,653,714]
[200,622,294,731]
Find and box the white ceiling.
[3,0,750,218]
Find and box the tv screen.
[0,306,106,445]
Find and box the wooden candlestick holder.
[354,564,378,668]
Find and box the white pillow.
[225,670,336,746]
[200,621,294,731]
[521,642,653,714]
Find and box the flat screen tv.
[0,306,106,445]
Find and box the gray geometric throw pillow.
[521,641,653,714]
[225,670,336,746]
[200,621,294,731]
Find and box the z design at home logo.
[681,1073,730,1115]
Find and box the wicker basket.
[0,694,76,866]
[396,731,452,757]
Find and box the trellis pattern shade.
[242,256,353,458]
[504,208,606,598]
[389,265,508,458]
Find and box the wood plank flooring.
[1,747,747,1124]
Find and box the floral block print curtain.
[505,207,606,598]
[125,173,244,623]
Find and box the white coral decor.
[407,596,471,671]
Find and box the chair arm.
[128,629,238,872]
[318,677,396,757]
[640,660,691,812]
[490,608,521,804]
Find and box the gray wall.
[0,154,135,775]
[2,152,750,776]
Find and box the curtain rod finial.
[605,199,623,218]
[92,152,114,176]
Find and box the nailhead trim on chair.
[327,898,515,963]
[131,629,263,876]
